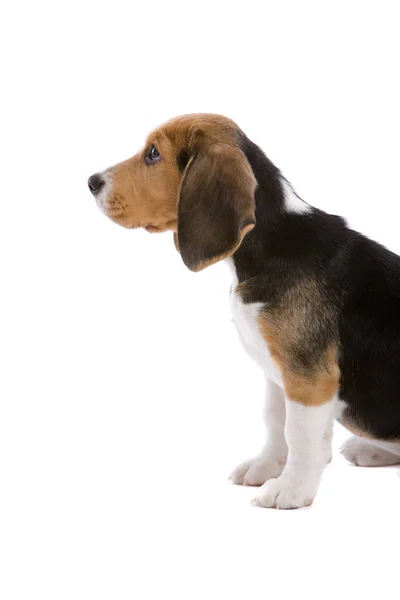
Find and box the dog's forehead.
[146,114,239,148]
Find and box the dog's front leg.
[229,377,288,486]
[252,388,335,510]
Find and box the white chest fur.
[228,272,283,388]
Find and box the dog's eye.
[146,145,161,165]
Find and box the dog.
[88,113,400,509]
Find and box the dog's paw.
[251,476,315,509]
[229,455,286,487]
[340,436,400,467]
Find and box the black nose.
[88,173,105,195]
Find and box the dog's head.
[88,114,256,271]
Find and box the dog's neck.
[232,134,348,290]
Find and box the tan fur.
[101,114,240,232]
[282,355,340,406]
[254,278,341,406]
[104,132,181,232]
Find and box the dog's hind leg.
[341,435,400,467]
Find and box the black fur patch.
[235,131,400,440]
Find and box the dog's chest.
[229,280,283,388]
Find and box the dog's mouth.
[90,180,169,234]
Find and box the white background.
[1,1,400,598]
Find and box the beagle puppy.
[88,114,400,509]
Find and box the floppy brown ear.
[177,143,256,272]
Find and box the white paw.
[341,436,400,467]
[229,455,286,487]
[251,475,316,509]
